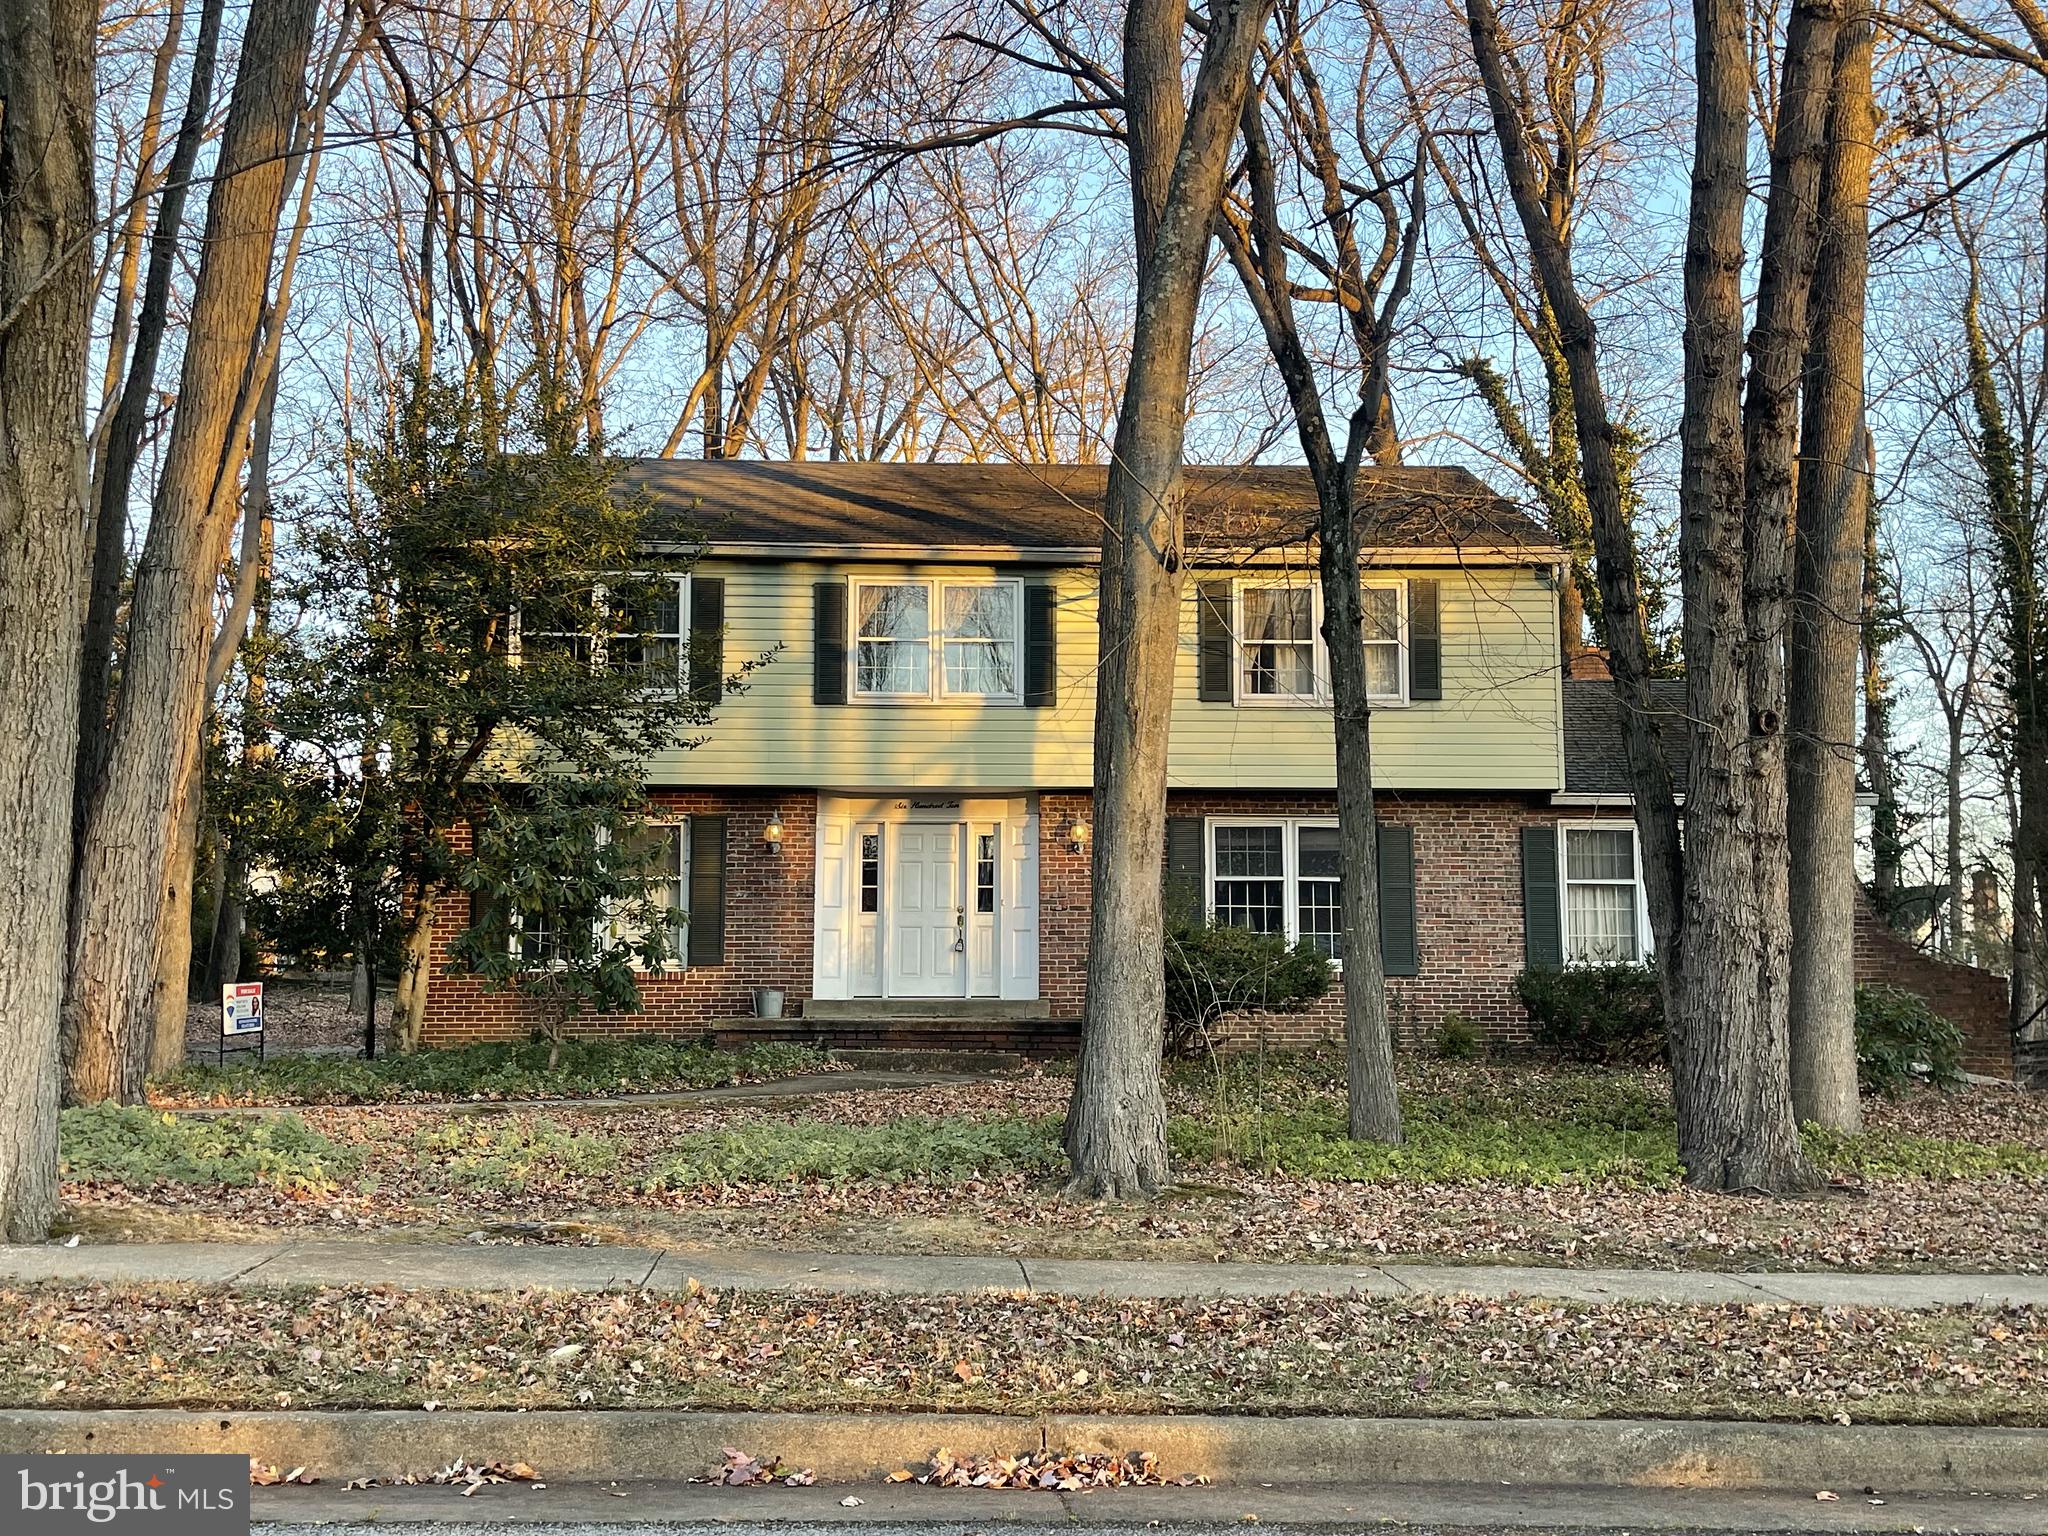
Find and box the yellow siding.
[646,558,1561,791]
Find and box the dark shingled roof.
[615,460,1552,555]
[1562,677,1691,796]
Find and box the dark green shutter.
[1376,824,1418,976]
[687,816,726,965]
[1024,583,1057,707]
[1409,578,1442,700]
[688,576,724,705]
[1164,815,1205,927]
[1197,579,1234,702]
[813,581,847,704]
[1521,824,1563,969]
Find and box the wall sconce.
[1068,817,1091,854]
[763,810,786,851]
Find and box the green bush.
[154,1038,829,1107]
[643,1115,1063,1187]
[1516,964,1664,1066]
[1435,1011,1483,1061]
[1855,984,1966,1097]
[1165,922,1331,1055]
[60,1104,359,1192]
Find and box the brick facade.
[420,790,817,1046]
[1852,890,2014,1079]
[417,785,2017,1078]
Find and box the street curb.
[3,1408,2041,1494]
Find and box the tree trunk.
[1946,712,1967,955]
[1065,0,1272,1199]
[1787,8,1873,1132]
[62,0,320,1105]
[1465,0,1684,963]
[0,0,96,1237]
[1670,0,1817,1192]
[391,881,438,1054]
[77,0,227,811]
[146,754,205,1078]
[1860,501,1904,917]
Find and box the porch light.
[1068,817,1091,853]
[763,810,786,850]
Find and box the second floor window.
[1232,579,1407,706]
[854,579,1021,702]
[517,575,688,689]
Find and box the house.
[416,460,2013,1070]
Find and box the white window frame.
[1229,577,1408,708]
[1558,820,1653,966]
[849,576,1024,704]
[1203,815,1345,967]
[510,573,692,692]
[510,816,692,973]
[608,817,691,972]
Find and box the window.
[1230,579,1406,706]
[944,584,1019,697]
[1241,586,1317,701]
[1362,585,1404,700]
[609,820,688,965]
[1295,825,1343,959]
[852,578,1022,701]
[516,576,688,688]
[856,583,930,695]
[975,833,998,913]
[1209,819,1355,959]
[1562,825,1647,964]
[605,581,684,684]
[859,832,882,914]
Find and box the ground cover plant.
[4,1282,2043,1427]
[56,1057,2048,1272]
[151,1038,832,1107]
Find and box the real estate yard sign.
[219,981,264,1063]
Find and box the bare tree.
[1787,5,1875,1131]
[1065,0,1274,1199]
[1215,0,1425,1142]
[64,0,325,1104]
[0,0,95,1235]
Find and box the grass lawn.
[60,1055,2048,1273]
[6,1281,2043,1426]
[150,1037,835,1107]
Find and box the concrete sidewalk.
[0,1237,2041,1308]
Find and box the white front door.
[887,823,964,997]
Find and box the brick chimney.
[1566,645,1613,680]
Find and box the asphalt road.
[248,1478,2048,1534]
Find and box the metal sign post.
[219,982,265,1065]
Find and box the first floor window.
[859,832,882,913]
[608,820,688,963]
[975,832,998,913]
[1210,819,1348,956]
[1211,824,1287,932]
[1562,825,1645,963]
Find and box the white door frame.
[813,794,1039,1002]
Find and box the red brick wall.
[419,790,816,1046]
[423,786,2014,1074]
[1852,890,2013,1078]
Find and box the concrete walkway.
[0,1238,2040,1308]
